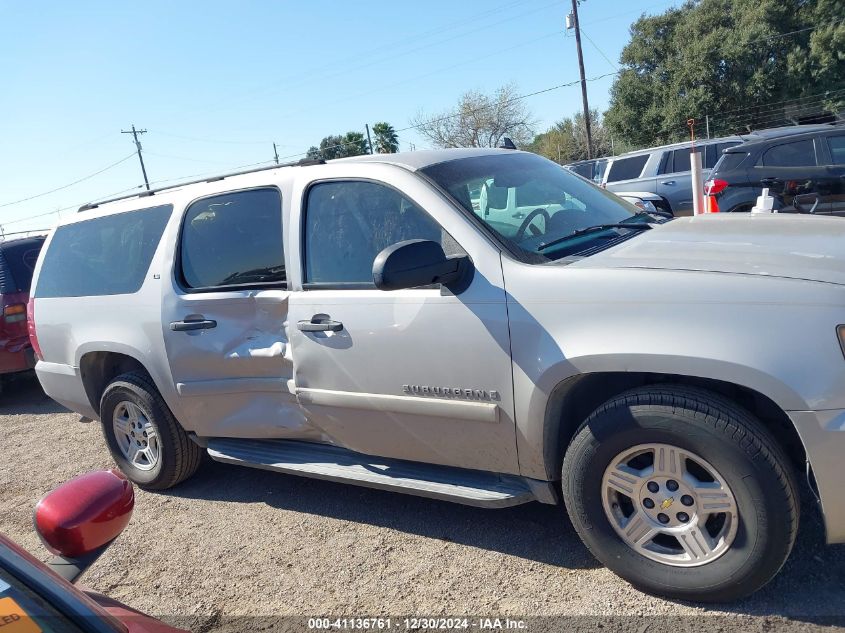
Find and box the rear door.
[751,136,830,214]
[286,165,519,474]
[160,186,309,440]
[656,147,695,214]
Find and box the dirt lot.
[1,374,844,632]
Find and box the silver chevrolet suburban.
[28,148,845,602]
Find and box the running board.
[206,438,535,508]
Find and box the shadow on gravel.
[0,373,67,415]
[164,458,600,570]
[168,462,845,621]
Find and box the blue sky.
[0,0,679,233]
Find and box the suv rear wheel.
[100,372,202,490]
[562,385,799,601]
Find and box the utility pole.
[365,124,374,155]
[121,124,150,190]
[568,0,593,159]
[273,142,280,165]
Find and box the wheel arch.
[541,371,807,483]
[79,350,155,416]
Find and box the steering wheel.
[514,208,551,240]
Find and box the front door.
[287,169,519,475]
[161,186,309,441]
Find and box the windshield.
[421,152,645,261]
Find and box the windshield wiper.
[538,222,652,251]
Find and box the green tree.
[306,131,370,160]
[604,0,845,148]
[528,109,615,163]
[411,84,536,148]
[372,122,399,153]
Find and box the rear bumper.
[789,409,845,544]
[0,345,35,375]
[34,360,97,419]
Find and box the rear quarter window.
[713,151,749,173]
[606,154,648,182]
[35,205,172,298]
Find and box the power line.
[579,27,619,70]
[151,131,274,146]
[0,153,136,210]
[193,0,556,117]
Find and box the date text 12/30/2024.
[307,617,527,630]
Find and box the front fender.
[501,260,845,480]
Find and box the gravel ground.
[1,374,844,633]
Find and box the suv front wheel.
[562,385,799,602]
[100,372,202,490]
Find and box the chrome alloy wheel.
[601,443,738,567]
[112,401,160,471]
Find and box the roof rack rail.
[78,157,325,212]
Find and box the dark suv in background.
[0,235,44,387]
[705,123,845,215]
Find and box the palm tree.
[372,122,399,154]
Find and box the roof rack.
[78,157,325,212]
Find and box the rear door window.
[670,148,691,173]
[759,139,817,167]
[180,188,284,290]
[35,206,171,298]
[606,155,648,182]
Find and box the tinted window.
[713,150,749,173]
[304,181,447,285]
[760,139,816,167]
[704,142,740,168]
[180,188,284,289]
[0,238,43,294]
[35,206,171,298]
[827,135,845,165]
[606,155,648,182]
[670,148,691,173]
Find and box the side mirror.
[372,239,472,292]
[35,469,134,583]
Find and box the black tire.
[561,385,799,602]
[100,371,202,490]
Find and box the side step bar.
[207,438,537,508]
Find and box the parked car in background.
[601,137,743,215]
[616,191,672,217]
[0,469,186,632]
[0,235,44,388]
[705,123,845,215]
[563,157,608,184]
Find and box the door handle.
[660,180,675,185]
[760,177,778,186]
[298,316,343,332]
[170,319,217,332]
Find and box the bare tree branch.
[411,84,537,148]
